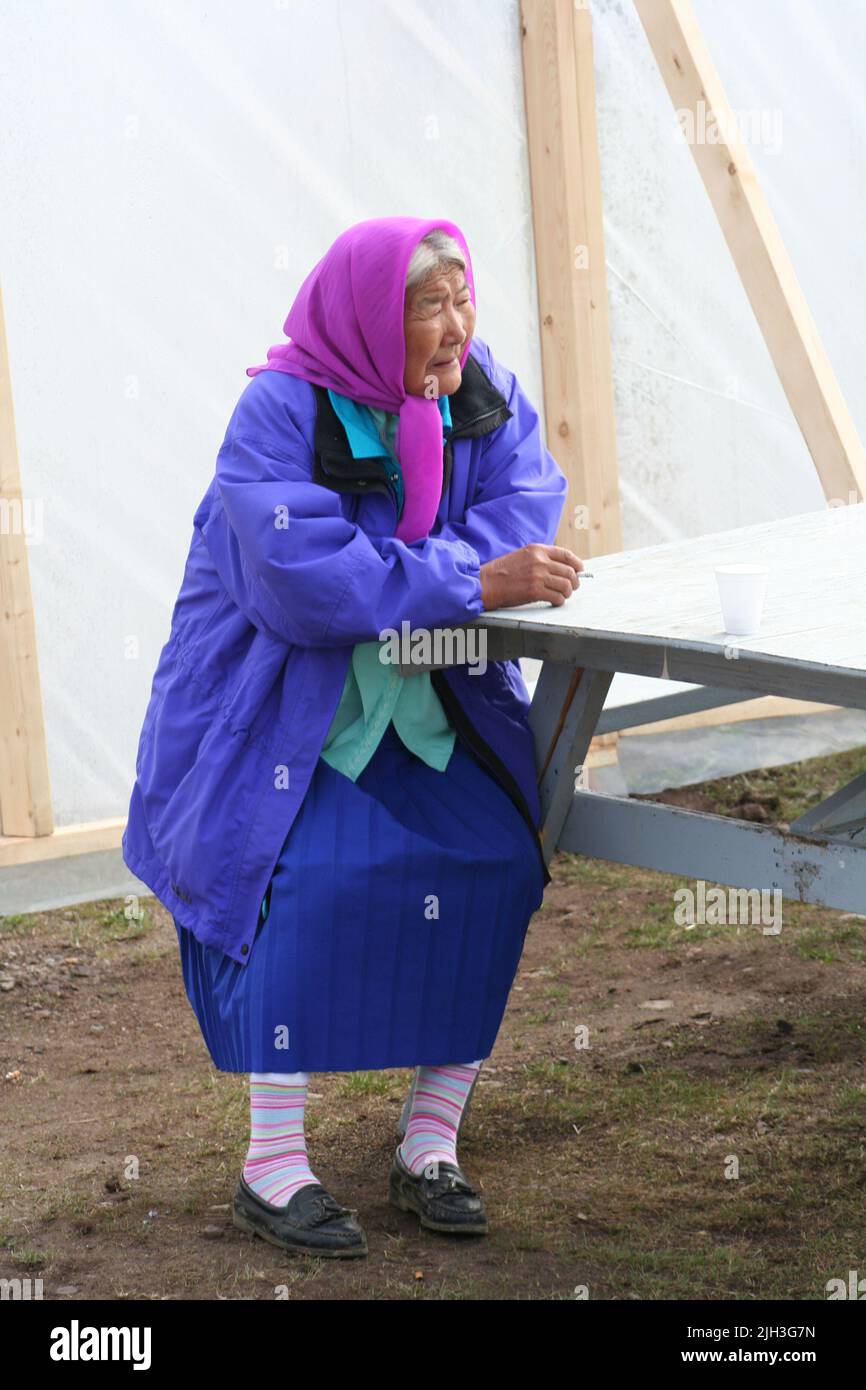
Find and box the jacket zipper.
[447,404,509,439]
[430,669,552,889]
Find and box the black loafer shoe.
[388,1146,489,1235]
[232,1176,368,1258]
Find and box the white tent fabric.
[1,0,864,911]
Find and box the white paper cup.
[714,563,768,636]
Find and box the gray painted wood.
[481,504,866,705]
[535,665,613,864]
[481,502,866,665]
[789,769,866,844]
[560,792,866,915]
[595,684,758,733]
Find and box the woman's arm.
[434,364,569,564]
[205,427,484,647]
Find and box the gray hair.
[405,228,466,297]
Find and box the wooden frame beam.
[0,818,124,869]
[0,279,53,839]
[635,0,866,504]
[520,0,623,559]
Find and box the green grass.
[338,1071,398,1099]
[0,897,157,951]
[703,744,866,826]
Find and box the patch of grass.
[576,1237,766,1300]
[338,1071,397,1099]
[704,744,866,826]
[90,903,154,949]
[30,1187,105,1225]
[543,986,571,1004]
[4,1245,50,1269]
[715,1013,866,1068]
[834,1081,866,1113]
[0,895,161,953]
[617,894,738,949]
[484,1058,865,1300]
[554,857,630,888]
[554,849,865,964]
[793,919,866,963]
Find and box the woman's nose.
[442,303,465,342]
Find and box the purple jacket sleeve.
[436,362,568,563]
[205,425,484,647]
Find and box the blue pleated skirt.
[174,721,545,1072]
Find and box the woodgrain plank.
[0,279,53,838]
[520,0,622,557]
[0,817,125,868]
[634,0,866,504]
[561,790,866,914]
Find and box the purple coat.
[122,336,567,964]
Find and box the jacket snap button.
[241,944,249,955]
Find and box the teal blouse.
[318,389,456,784]
[326,389,452,528]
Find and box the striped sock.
[242,1071,320,1207]
[398,1061,482,1176]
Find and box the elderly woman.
[123,215,582,1259]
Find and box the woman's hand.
[479,544,585,610]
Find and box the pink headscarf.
[246,216,475,543]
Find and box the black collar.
[312,352,512,471]
[447,351,513,439]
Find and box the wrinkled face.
[403,262,475,398]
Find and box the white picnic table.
[402,502,866,912]
[396,502,866,1136]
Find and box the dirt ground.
[2,745,865,1301]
